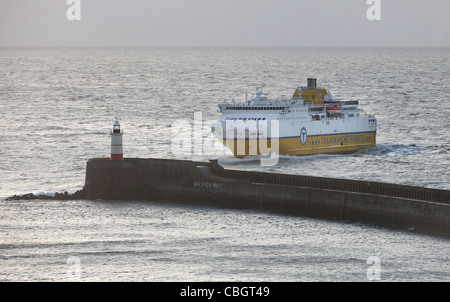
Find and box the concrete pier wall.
[82,158,450,237]
[208,160,450,204]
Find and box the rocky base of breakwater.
[5,184,158,202]
[5,190,87,201]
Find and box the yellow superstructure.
[292,79,328,105]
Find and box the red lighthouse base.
[110,154,124,160]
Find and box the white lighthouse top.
[112,120,121,134]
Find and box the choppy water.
[0,47,449,281]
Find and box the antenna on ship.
[256,84,265,94]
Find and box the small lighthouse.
[110,119,123,160]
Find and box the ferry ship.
[211,78,377,157]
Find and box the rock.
[5,189,88,201]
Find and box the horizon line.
[1,45,449,49]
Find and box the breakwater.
[7,157,450,238]
[83,158,450,237]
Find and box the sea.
[0,47,449,282]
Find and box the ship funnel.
[307,78,317,88]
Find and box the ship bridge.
[218,85,300,113]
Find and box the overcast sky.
[1,0,449,47]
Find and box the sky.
[0,0,449,47]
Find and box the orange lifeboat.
[327,106,342,115]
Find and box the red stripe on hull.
[110,154,123,160]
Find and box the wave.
[216,143,448,166]
[355,143,448,157]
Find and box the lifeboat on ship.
[327,105,342,115]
